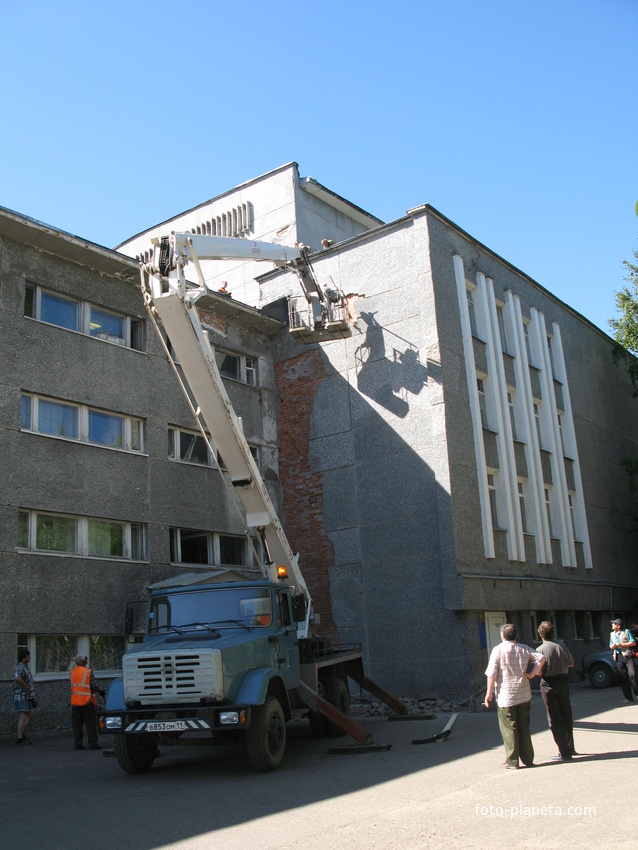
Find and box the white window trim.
[168,425,260,470]
[170,527,260,570]
[18,510,147,561]
[21,392,145,454]
[23,634,125,681]
[25,283,144,351]
[214,347,259,387]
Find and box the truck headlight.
[104,716,123,730]
[219,710,246,726]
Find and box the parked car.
[581,648,622,689]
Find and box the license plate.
[144,721,187,732]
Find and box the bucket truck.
[98,234,404,774]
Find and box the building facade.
[2,165,637,731]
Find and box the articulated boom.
[140,233,317,637]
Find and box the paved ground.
[2,681,637,849]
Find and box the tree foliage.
[609,246,638,395]
[610,242,638,527]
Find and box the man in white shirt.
[484,623,545,769]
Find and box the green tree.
[609,245,638,394]
[609,243,638,505]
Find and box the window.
[245,357,257,387]
[89,520,124,557]
[466,287,478,336]
[497,305,508,353]
[518,481,529,533]
[21,393,145,453]
[24,284,144,351]
[218,351,240,380]
[168,426,259,471]
[220,535,245,566]
[487,473,499,528]
[169,427,212,466]
[572,611,594,641]
[215,348,259,386]
[547,334,556,376]
[477,378,488,428]
[90,306,125,344]
[523,321,532,364]
[544,488,554,538]
[40,290,80,331]
[507,392,517,439]
[533,402,542,447]
[558,413,565,455]
[19,634,125,679]
[18,511,147,561]
[568,493,577,539]
[170,527,253,568]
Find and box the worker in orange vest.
[69,654,105,751]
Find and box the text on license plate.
[145,721,187,732]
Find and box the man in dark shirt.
[536,621,575,762]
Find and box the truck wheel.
[246,696,286,772]
[114,733,158,774]
[308,678,351,737]
[326,678,350,737]
[588,663,614,689]
[308,710,329,737]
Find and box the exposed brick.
[275,349,337,640]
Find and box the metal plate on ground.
[328,742,393,754]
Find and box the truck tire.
[326,678,350,737]
[246,696,286,772]
[114,733,158,774]
[308,710,329,737]
[308,678,351,738]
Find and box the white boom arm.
[141,233,313,637]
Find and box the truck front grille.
[123,649,221,704]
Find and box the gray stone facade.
[2,166,637,732]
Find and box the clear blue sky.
[1,0,636,335]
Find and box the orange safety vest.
[70,665,96,706]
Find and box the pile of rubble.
[351,696,467,717]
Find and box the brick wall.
[275,350,337,640]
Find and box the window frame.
[487,471,499,529]
[466,286,478,337]
[19,633,126,681]
[518,480,529,534]
[170,526,259,569]
[214,347,259,387]
[25,283,144,351]
[18,510,147,561]
[477,378,488,429]
[20,392,145,453]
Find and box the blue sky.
[1,0,636,335]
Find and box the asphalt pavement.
[1,680,637,850]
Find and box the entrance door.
[484,611,507,655]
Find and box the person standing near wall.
[14,648,36,745]
[536,621,576,762]
[484,623,546,769]
[609,619,637,703]
[69,654,105,750]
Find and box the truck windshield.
[148,587,272,635]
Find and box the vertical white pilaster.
[550,323,593,568]
[481,275,524,561]
[507,292,552,563]
[453,255,495,558]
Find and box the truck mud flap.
[296,681,373,744]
